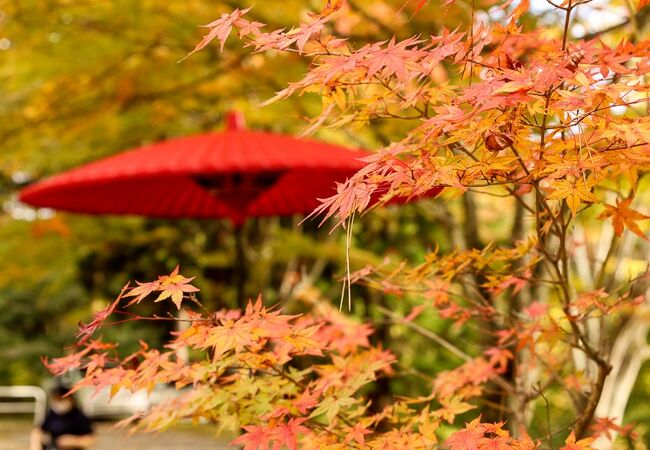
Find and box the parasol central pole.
[233,221,248,307]
[225,110,246,131]
[226,109,247,307]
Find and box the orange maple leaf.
[204,318,254,358]
[345,422,373,446]
[509,0,530,21]
[282,325,324,356]
[124,266,199,309]
[484,347,514,372]
[561,431,595,450]
[598,197,649,240]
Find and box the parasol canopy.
[19,117,372,226]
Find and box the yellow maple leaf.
[418,406,440,444]
[547,177,598,216]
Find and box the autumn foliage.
[46,0,650,448]
[46,270,529,449]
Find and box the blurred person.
[30,385,95,450]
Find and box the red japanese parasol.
[19,113,372,227]
[19,112,442,304]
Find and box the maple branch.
[449,142,537,216]
[509,145,564,238]
[540,100,648,131]
[527,358,585,411]
[534,383,553,446]
[102,311,205,326]
[544,0,569,10]
[374,76,429,118]
[270,366,357,432]
[475,397,513,415]
[561,0,574,51]
[562,310,610,367]
[376,306,516,396]
[550,213,613,425]
[528,1,619,427]
[573,363,611,439]
[187,293,213,318]
[376,306,472,362]
[462,191,483,250]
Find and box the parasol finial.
[225,110,246,131]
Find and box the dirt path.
[0,419,232,450]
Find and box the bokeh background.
[1,0,649,446]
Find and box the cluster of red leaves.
[231,418,309,450]
[48,263,645,449]
[432,355,510,402]
[444,418,616,450]
[47,268,567,449]
[446,418,535,450]
[590,417,637,441]
[185,4,650,234]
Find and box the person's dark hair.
[49,383,78,409]
[50,384,70,399]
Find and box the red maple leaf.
[283,19,326,54]
[484,347,513,372]
[591,417,637,440]
[124,280,160,307]
[445,418,487,450]
[271,418,308,450]
[523,301,548,319]
[293,389,319,414]
[42,351,87,376]
[230,425,274,450]
[365,37,424,83]
[183,7,251,59]
[77,283,128,344]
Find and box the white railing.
[0,385,47,424]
